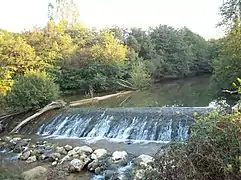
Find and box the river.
[0,75,237,180]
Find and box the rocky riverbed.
[0,135,156,180]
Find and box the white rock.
[20,151,31,160]
[64,144,73,151]
[68,159,85,172]
[22,166,47,180]
[73,146,81,152]
[40,154,46,160]
[26,156,37,164]
[136,154,154,167]
[68,149,77,156]
[77,146,93,154]
[56,146,67,155]
[91,149,107,159]
[52,161,58,166]
[50,152,61,160]
[112,151,128,161]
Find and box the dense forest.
[0,0,240,112]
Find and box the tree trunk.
[9,101,66,134]
[69,91,134,107]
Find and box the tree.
[219,0,241,27]
[0,31,40,95]
[213,19,241,89]
[48,0,80,26]
[6,70,59,110]
[23,21,76,67]
[89,31,128,64]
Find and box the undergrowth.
[146,111,241,180]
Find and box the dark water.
[64,75,228,108]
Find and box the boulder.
[56,146,67,155]
[77,145,93,155]
[112,151,128,165]
[52,161,58,166]
[20,151,31,160]
[68,159,85,172]
[64,144,73,151]
[22,166,47,180]
[72,146,81,152]
[68,149,77,157]
[135,154,154,167]
[40,154,46,160]
[95,166,105,175]
[26,156,37,164]
[50,152,61,161]
[88,159,100,171]
[91,149,107,159]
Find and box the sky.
[0,0,224,39]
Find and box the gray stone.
[68,149,78,157]
[135,154,154,167]
[56,146,67,155]
[91,149,107,159]
[68,159,85,172]
[22,166,47,180]
[52,161,58,166]
[64,144,73,151]
[77,146,93,155]
[50,152,61,161]
[26,156,37,164]
[20,151,31,160]
[95,167,104,175]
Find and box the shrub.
[129,60,151,89]
[6,70,59,111]
[147,111,241,180]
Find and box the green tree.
[6,70,59,110]
[48,0,80,26]
[219,0,241,27]
[129,60,151,89]
[213,19,241,89]
[0,31,40,95]
[89,31,128,64]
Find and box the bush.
[6,71,59,110]
[129,60,151,89]
[147,111,241,180]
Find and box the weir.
[36,107,212,142]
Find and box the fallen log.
[69,91,134,107]
[222,89,238,95]
[9,101,66,134]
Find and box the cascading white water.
[36,107,211,142]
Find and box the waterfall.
[36,107,211,143]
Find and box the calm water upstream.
[64,75,234,108]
